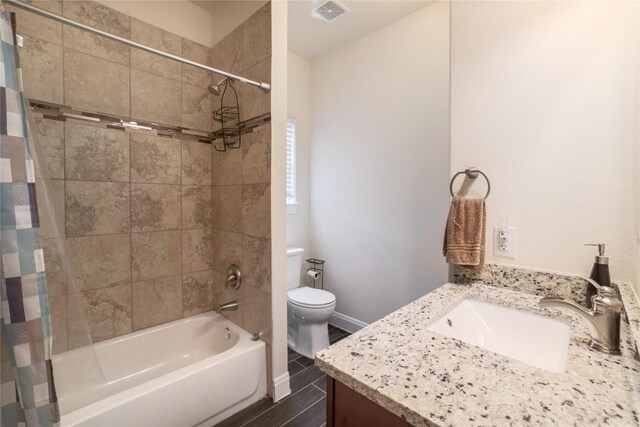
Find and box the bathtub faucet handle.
[225,265,242,290]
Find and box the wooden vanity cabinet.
[326,376,412,427]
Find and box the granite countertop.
[315,283,640,426]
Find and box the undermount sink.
[428,299,571,373]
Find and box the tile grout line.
[239,383,320,427]
[289,359,306,372]
[289,362,318,381]
[128,128,133,329]
[329,332,350,345]
[278,394,326,427]
[179,134,184,317]
[312,384,326,394]
[288,353,302,363]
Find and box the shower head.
[208,77,228,96]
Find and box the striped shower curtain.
[0,9,60,427]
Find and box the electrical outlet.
[493,226,516,258]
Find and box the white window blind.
[286,118,297,204]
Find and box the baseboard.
[272,372,291,402]
[329,311,369,333]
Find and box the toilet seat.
[288,287,335,309]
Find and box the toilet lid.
[288,287,335,308]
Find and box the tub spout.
[216,301,238,314]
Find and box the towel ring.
[449,168,491,200]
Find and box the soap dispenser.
[584,243,611,309]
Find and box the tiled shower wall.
[210,3,273,351]
[8,0,272,360]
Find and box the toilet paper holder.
[306,258,325,290]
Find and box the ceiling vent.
[311,0,350,24]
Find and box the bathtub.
[52,312,267,427]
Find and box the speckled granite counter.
[315,282,640,426]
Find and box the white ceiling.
[288,0,435,59]
[189,0,435,57]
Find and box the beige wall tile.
[66,234,131,291]
[65,122,129,182]
[219,26,243,75]
[132,276,182,330]
[5,1,62,44]
[211,146,220,186]
[216,145,242,185]
[131,230,181,281]
[182,228,212,273]
[182,39,211,88]
[62,0,129,37]
[62,1,129,65]
[66,291,91,349]
[66,180,129,236]
[20,36,63,104]
[130,133,181,184]
[211,186,220,229]
[68,283,132,345]
[63,26,130,65]
[212,230,242,273]
[182,84,211,131]
[218,185,242,233]
[244,285,271,344]
[131,69,182,126]
[239,57,271,122]
[182,185,211,229]
[182,140,212,185]
[131,183,181,232]
[242,235,271,291]
[241,124,271,184]
[241,183,270,238]
[42,238,67,297]
[130,18,182,80]
[49,294,68,354]
[38,178,64,239]
[182,270,214,316]
[211,44,220,70]
[214,270,243,326]
[17,1,273,346]
[64,49,129,116]
[242,2,271,71]
[33,116,64,180]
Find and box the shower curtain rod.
[1,0,271,93]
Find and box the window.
[286,118,297,205]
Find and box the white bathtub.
[52,312,266,427]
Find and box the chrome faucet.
[216,301,238,314]
[539,277,622,355]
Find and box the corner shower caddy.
[212,79,242,152]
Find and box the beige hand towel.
[443,196,486,272]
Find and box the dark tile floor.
[215,325,351,427]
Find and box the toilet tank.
[286,248,304,290]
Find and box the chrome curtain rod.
[1,0,271,93]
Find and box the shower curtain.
[0,10,60,427]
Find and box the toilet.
[287,247,336,359]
